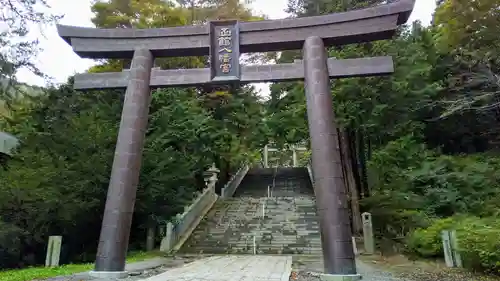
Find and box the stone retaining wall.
[160,164,248,253]
[160,183,218,253]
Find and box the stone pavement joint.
[319,274,362,281]
[143,255,292,281]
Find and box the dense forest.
[1,0,499,276]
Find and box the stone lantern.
[203,163,220,187]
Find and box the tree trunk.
[339,128,362,235]
[337,129,351,218]
[194,169,206,191]
[356,129,370,198]
[348,128,363,199]
[214,155,231,194]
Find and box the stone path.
[144,255,292,281]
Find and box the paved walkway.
[144,255,293,281]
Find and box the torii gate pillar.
[91,49,153,277]
[304,36,357,276]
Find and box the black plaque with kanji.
[209,20,240,83]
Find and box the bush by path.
[406,216,500,274]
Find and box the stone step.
[186,239,323,246]
[189,236,322,241]
[181,244,323,251]
[185,240,321,245]
[191,235,322,241]
[195,231,321,236]
[180,246,323,255]
[188,236,323,242]
[179,174,321,255]
[187,238,321,244]
[195,219,321,225]
[186,243,323,250]
[219,205,318,210]
[194,227,321,232]
[181,244,321,253]
[188,225,321,233]
[184,242,323,248]
[194,219,315,224]
[204,215,315,219]
[189,234,322,240]
[189,225,321,232]
[189,230,320,236]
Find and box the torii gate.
[57,1,414,279]
[263,144,307,167]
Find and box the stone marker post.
[441,230,454,267]
[352,237,359,256]
[362,212,374,254]
[146,225,155,251]
[449,230,463,267]
[292,148,298,167]
[160,223,174,252]
[264,145,269,168]
[442,230,462,268]
[45,236,62,267]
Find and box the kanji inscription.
[209,20,240,82]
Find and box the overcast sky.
[15,0,436,93]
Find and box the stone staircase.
[179,167,323,255]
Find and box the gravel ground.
[289,257,408,281]
[289,255,500,281]
[397,268,500,281]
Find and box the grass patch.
[126,250,164,262]
[0,251,165,281]
[0,264,93,281]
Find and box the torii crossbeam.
[57,0,415,279]
[73,57,393,89]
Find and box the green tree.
[0,81,122,267]
[0,0,61,106]
[134,88,217,242]
[431,0,500,150]
[434,0,500,64]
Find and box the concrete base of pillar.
[320,273,362,281]
[89,270,128,279]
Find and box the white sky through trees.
[15,0,436,95]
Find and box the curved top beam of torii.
[57,0,415,59]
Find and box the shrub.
[406,216,500,274]
[457,217,500,274]
[361,192,432,241]
[0,220,26,268]
[368,136,500,219]
[405,217,459,258]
